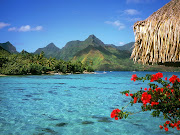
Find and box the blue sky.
[0,0,171,52]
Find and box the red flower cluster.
[160,121,180,131]
[141,92,151,104]
[111,109,121,120]
[111,72,180,132]
[169,75,180,84]
[125,93,129,96]
[150,72,163,82]
[134,97,137,103]
[131,74,137,81]
[151,101,159,107]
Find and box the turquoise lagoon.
[0,71,180,135]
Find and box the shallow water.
[0,71,179,135]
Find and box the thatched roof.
[131,0,180,65]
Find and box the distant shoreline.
[0,71,96,76]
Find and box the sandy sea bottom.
[0,71,180,135]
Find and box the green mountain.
[0,41,18,53]
[117,42,135,52]
[72,44,137,71]
[56,34,106,60]
[34,43,60,58]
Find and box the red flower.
[177,78,180,82]
[177,121,180,124]
[164,127,168,131]
[131,74,137,81]
[130,93,133,96]
[125,93,129,96]
[134,97,137,103]
[156,72,163,78]
[111,109,121,120]
[171,89,174,93]
[160,88,163,93]
[170,123,174,128]
[141,92,151,105]
[144,88,147,91]
[115,117,118,120]
[165,77,167,80]
[159,125,163,129]
[166,121,170,124]
[151,102,159,107]
[169,75,178,84]
[150,72,163,82]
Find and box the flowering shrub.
[111,72,180,132]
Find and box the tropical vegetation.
[0,49,93,75]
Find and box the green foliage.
[0,51,94,75]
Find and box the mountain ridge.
[34,42,60,58]
[0,41,18,53]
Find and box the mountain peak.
[0,41,18,53]
[46,42,56,48]
[88,34,97,39]
[34,42,60,58]
[85,34,104,46]
[6,41,11,44]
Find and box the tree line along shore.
[0,50,94,75]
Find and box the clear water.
[0,71,180,135]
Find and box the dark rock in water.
[69,86,76,88]
[24,95,33,97]
[55,122,68,127]
[48,118,59,121]
[104,128,112,133]
[40,128,57,134]
[91,115,113,123]
[54,83,66,84]
[14,88,25,90]
[82,121,94,124]
[48,91,57,95]
[97,117,113,123]
[91,115,103,119]
[32,98,43,101]
[67,110,74,112]
[22,99,29,100]
[32,93,43,95]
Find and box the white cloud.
[119,42,124,45]
[0,22,10,29]
[124,9,140,15]
[32,26,43,31]
[127,17,142,22]
[8,27,17,31]
[105,20,125,30]
[8,25,43,32]
[19,25,31,32]
[126,0,154,4]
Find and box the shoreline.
[0,71,96,76]
[1,70,179,77]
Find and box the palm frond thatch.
[131,0,180,65]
